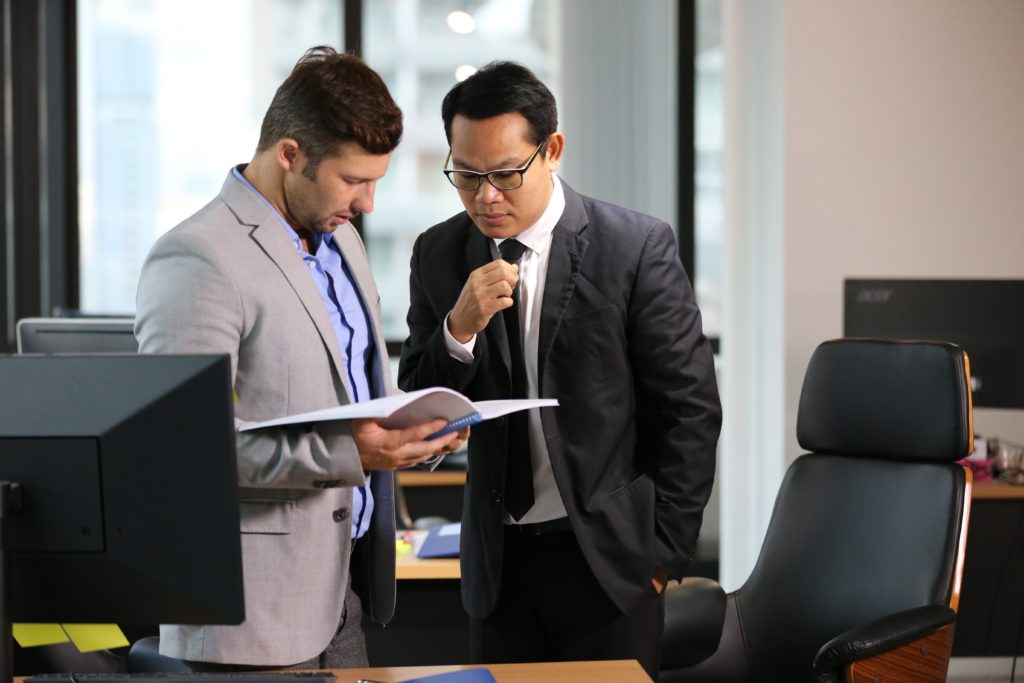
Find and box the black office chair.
[660,338,974,683]
[14,643,128,676]
[127,637,195,673]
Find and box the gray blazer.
[135,170,396,666]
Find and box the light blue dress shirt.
[233,166,374,539]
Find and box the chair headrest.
[797,339,973,461]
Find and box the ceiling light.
[455,64,478,82]
[447,10,476,34]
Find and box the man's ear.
[276,138,302,173]
[543,132,565,172]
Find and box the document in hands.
[238,387,558,440]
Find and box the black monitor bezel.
[0,353,244,626]
[844,278,1024,409]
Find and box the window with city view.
[362,0,561,340]
[76,0,718,347]
[76,0,343,313]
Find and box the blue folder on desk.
[399,669,496,683]
[417,522,461,558]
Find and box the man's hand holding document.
[239,387,557,440]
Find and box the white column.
[718,0,786,591]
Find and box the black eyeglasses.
[443,141,546,191]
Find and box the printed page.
[475,398,559,420]
[240,389,557,432]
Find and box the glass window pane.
[77,0,343,314]
[695,0,723,339]
[362,0,561,342]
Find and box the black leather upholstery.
[813,604,955,677]
[662,578,727,670]
[660,339,972,682]
[127,636,196,673]
[661,598,749,682]
[797,339,972,460]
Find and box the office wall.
[784,0,1024,457]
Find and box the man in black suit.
[398,61,721,677]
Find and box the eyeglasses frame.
[442,140,547,192]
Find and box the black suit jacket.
[398,181,721,619]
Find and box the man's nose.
[476,179,503,204]
[353,182,376,214]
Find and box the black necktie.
[497,238,534,520]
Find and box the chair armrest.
[661,577,727,670]
[812,605,955,678]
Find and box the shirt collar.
[495,173,565,256]
[231,164,334,254]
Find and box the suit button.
[491,489,503,504]
[496,416,507,426]
[332,508,349,523]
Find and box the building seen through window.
[76,0,716,347]
[695,0,723,340]
[362,0,561,340]
[77,0,343,313]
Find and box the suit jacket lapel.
[538,182,589,389]
[219,172,353,403]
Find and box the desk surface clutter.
[333,659,650,682]
[395,530,461,580]
[15,662,651,683]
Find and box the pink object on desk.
[958,457,993,483]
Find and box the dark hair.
[441,61,557,149]
[257,46,403,179]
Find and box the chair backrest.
[735,339,973,678]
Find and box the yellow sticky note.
[61,624,129,652]
[12,623,70,648]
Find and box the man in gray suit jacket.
[135,47,465,669]
[399,62,721,678]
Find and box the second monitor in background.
[844,279,1024,408]
[16,318,137,354]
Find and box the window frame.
[0,0,701,354]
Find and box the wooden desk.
[398,471,467,487]
[970,478,1024,499]
[953,479,1024,656]
[395,530,460,580]
[332,659,651,682]
[365,532,464,666]
[396,471,466,529]
[11,661,649,683]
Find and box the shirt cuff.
[443,312,476,364]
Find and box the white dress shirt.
[443,173,567,524]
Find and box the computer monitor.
[844,279,1024,408]
[15,318,138,354]
[0,354,244,680]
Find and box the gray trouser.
[292,582,368,669]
